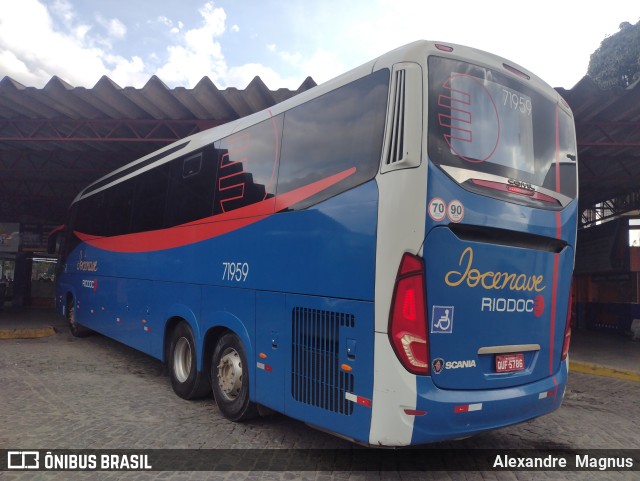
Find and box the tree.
[587,20,640,89]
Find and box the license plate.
[496,353,525,373]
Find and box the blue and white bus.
[52,40,577,446]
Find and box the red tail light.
[388,253,429,375]
[561,281,573,361]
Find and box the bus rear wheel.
[168,322,211,400]
[211,332,258,422]
[67,297,91,338]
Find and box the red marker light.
[435,43,454,52]
[503,63,530,80]
[507,185,535,197]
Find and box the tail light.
[388,253,429,375]
[561,281,573,361]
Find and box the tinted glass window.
[166,148,217,226]
[214,116,283,216]
[277,69,389,210]
[107,180,135,235]
[75,179,134,237]
[75,192,105,236]
[131,164,170,233]
[428,56,577,201]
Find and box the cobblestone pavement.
[0,328,638,480]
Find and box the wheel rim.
[68,303,77,332]
[216,347,243,401]
[173,337,192,383]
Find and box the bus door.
[254,292,286,411]
[112,278,152,353]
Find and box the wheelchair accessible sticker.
[431,305,454,334]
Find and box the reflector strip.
[404,409,427,416]
[345,392,372,408]
[256,362,273,372]
[454,403,482,413]
[538,390,555,400]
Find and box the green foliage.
[587,20,640,89]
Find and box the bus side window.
[213,116,283,216]
[130,166,169,234]
[107,180,134,236]
[276,69,389,211]
[165,147,217,226]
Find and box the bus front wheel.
[168,322,211,400]
[211,332,258,422]
[67,297,91,338]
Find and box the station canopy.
[1,73,639,227]
[557,76,640,226]
[0,74,316,224]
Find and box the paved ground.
[0,315,638,480]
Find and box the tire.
[211,332,258,422]
[67,297,92,338]
[168,322,211,400]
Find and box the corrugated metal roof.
[0,74,317,121]
[0,74,316,224]
[557,76,640,218]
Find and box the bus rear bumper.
[407,360,568,445]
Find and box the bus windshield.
[427,56,577,203]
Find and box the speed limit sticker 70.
[428,198,446,221]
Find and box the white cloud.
[103,17,127,40]
[226,63,302,89]
[0,49,43,85]
[50,0,76,25]
[278,49,302,65]
[0,0,106,86]
[0,0,310,89]
[155,2,229,87]
[1,0,639,91]
[157,16,173,28]
[302,48,344,84]
[106,54,148,87]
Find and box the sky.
[0,0,638,91]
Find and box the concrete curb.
[570,360,640,383]
[0,326,57,340]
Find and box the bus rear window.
[428,56,577,203]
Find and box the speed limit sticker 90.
[447,200,464,223]
[428,198,446,221]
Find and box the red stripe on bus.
[75,167,356,253]
[549,97,562,375]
